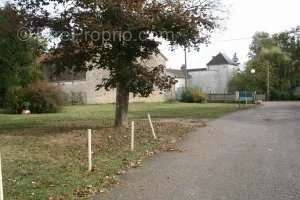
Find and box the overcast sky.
[1,0,299,69]
[160,0,300,69]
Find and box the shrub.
[4,86,26,113]
[24,81,64,113]
[181,88,207,103]
[4,82,64,114]
[181,89,193,103]
[290,94,300,101]
[270,90,295,101]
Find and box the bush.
[181,88,207,103]
[181,89,193,103]
[24,81,64,113]
[4,86,26,113]
[4,81,64,114]
[270,90,294,101]
[290,94,300,101]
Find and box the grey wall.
[188,64,238,94]
[189,70,218,93]
[51,53,173,104]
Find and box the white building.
[166,68,186,90]
[167,53,239,94]
[44,52,171,104]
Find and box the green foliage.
[4,81,64,114]
[249,32,276,58]
[270,89,292,101]
[0,4,44,107]
[24,81,64,113]
[290,94,300,101]
[229,29,300,100]
[3,86,26,114]
[181,89,193,103]
[228,72,254,93]
[0,103,244,131]
[181,88,207,103]
[15,0,224,125]
[16,0,223,98]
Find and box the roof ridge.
[207,52,236,66]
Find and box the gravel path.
[97,102,300,200]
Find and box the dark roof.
[207,53,236,66]
[167,69,186,78]
[187,68,207,72]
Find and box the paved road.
[98,102,300,200]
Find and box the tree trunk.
[115,83,130,127]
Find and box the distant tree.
[248,32,275,59]
[273,30,300,89]
[230,29,300,100]
[228,72,252,93]
[0,4,44,106]
[16,0,225,126]
[232,52,240,66]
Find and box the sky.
[1,0,300,69]
[160,0,300,69]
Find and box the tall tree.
[0,4,43,106]
[248,32,275,59]
[273,30,300,89]
[229,29,300,100]
[16,0,223,126]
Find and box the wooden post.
[0,153,4,200]
[131,121,135,152]
[147,114,157,140]
[88,129,92,172]
[267,64,270,101]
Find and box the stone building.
[44,53,172,104]
[168,53,239,94]
[166,67,186,90]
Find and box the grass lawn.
[0,102,248,199]
[0,102,242,131]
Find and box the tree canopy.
[15,0,224,126]
[229,29,300,100]
[0,4,44,106]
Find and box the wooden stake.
[147,114,157,140]
[0,153,4,200]
[88,129,92,172]
[131,121,135,151]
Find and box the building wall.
[208,64,238,93]
[175,78,185,90]
[188,64,238,94]
[51,53,172,104]
[188,70,218,93]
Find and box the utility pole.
[267,64,270,101]
[184,47,188,90]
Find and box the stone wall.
[188,70,218,93]
[188,64,239,94]
[50,53,173,104]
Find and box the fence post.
[88,129,92,172]
[131,121,135,152]
[147,114,157,140]
[0,153,4,200]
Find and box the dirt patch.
[157,118,208,128]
